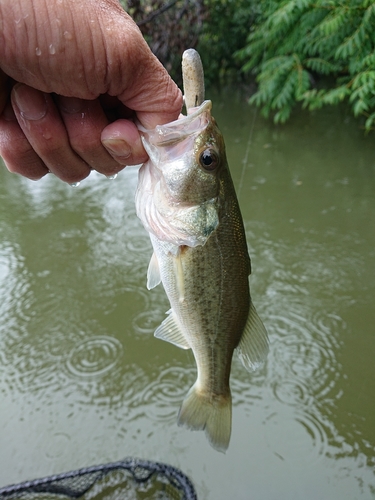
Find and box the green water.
[0,93,374,499]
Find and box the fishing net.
[0,459,197,500]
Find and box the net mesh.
[0,459,197,500]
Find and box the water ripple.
[129,366,194,422]
[264,408,329,467]
[252,297,349,468]
[272,378,311,407]
[132,309,163,335]
[66,336,123,379]
[267,309,344,401]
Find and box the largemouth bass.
[135,50,269,452]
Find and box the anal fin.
[236,301,269,372]
[154,310,190,350]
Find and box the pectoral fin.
[147,252,161,290]
[236,301,269,372]
[154,310,191,350]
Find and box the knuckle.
[35,139,62,158]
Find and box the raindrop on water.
[132,366,194,422]
[66,336,123,379]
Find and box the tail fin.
[177,383,232,453]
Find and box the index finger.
[0,69,10,114]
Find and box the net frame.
[0,458,197,500]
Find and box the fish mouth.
[138,100,213,148]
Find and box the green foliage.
[237,0,375,131]
[121,0,257,86]
[196,0,259,86]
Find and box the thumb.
[136,77,183,129]
[117,50,183,130]
[137,106,182,130]
[128,74,182,130]
[101,53,182,165]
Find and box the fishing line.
[237,105,258,200]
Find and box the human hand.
[0,0,182,183]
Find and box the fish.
[135,49,269,453]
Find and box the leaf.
[322,85,351,105]
[364,112,375,132]
[352,98,369,116]
[274,106,293,124]
[316,7,347,37]
[304,57,339,74]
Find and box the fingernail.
[58,96,84,114]
[102,138,131,160]
[13,84,47,120]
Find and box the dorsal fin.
[236,301,269,371]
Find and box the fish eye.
[199,148,219,171]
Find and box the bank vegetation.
[124,0,375,131]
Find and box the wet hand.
[0,0,182,183]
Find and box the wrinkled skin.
[0,0,182,182]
